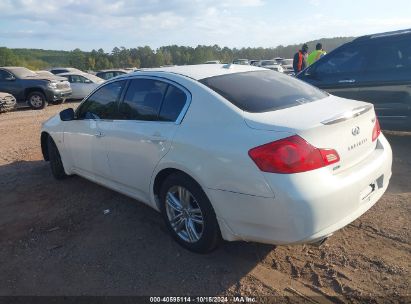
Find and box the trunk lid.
[243,96,378,173]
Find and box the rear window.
[200,70,328,113]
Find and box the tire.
[50,99,65,105]
[47,136,67,180]
[160,172,221,253]
[27,91,47,110]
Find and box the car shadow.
[0,160,274,296]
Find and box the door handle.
[338,79,356,83]
[94,131,105,138]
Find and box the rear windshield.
[200,70,328,113]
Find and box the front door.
[302,43,370,100]
[64,80,126,179]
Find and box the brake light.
[248,135,340,174]
[372,118,381,142]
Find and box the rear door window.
[158,85,187,122]
[200,70,327,113]
[119,79,168,121]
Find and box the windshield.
[10,67,37,78]
[200,70,328,113]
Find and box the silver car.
[59,72,104,100]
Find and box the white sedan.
[257,60,284,73]
[59,72,104,100]
[41,64,392,253]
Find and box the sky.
[1,0,411,52]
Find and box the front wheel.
[160,173,221,253]
[47,136,67,180]
[27,91,47,109]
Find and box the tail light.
[248,135,340,174]
[372,118,381,142]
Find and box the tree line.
[0,37,354,71]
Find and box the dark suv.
[0,67,72,109]
[298,29,411,131]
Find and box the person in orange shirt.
[293,43,309,74]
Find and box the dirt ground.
[0,103,410,303]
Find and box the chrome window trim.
[76,74,192,125]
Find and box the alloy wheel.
[165,185,204,243]
[30,95,43,108]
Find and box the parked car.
[232,59,249,65]
[279,59,295,75]
[204,60,221,64]
[49,67,83,75]
[0,67,72,109]
[249,60,260,66]
[41,64,392,253]
[297,28,411,131]
[257,60,284,73]
[36,70,68,80]
[96,69,128,80]
[59,72,104,100]
[0,92,16,113]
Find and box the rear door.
[355,37,411,130]
[301,43,370,100]
[100,77,190,201]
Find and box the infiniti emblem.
[352,126,360,136]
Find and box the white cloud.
[1,0,411,51]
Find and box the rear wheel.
[27,91,47,109]
[160,172,221,253]
[47,136,67,180]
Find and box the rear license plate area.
[360,174,384,203]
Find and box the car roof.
[58,72,84,76]
[125,64,265,81]
[353,28,411,42]
[97,69,127,73]
[0,66,27,72]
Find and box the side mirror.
[60,108,75,121]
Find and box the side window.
[315,44,369,75]
[119,79,168,121]
[158,85,187,122]
[0,70,12,80]
[76,80,125,120]
[366,39,411,71]
[70,75,88,83]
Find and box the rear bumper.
[209,134,392,245]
